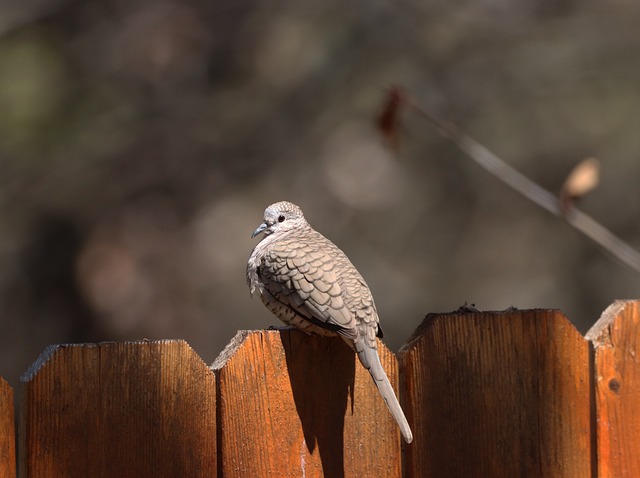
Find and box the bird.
[246,200,413,444]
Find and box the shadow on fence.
[0,300,639,477]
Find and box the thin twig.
[404,97,640,274]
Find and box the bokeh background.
[1,0,639,388]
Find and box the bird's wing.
[259,238,359,339]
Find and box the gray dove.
[247,201,413,443]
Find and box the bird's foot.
[267,324,299,331]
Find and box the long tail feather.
[355,338,413,444]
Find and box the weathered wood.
[586,300,640,478]
[0,377,15,478]
[212,330,402,478]
[400,309,592,478]
[20,340,216,478]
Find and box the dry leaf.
[559,157,601,211]
[376,86,405,149]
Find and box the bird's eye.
[278,215,285,223]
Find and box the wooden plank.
[213,330,402,478]
[0,377,15,478]
[400,309,592,478]
[586,300,640,478]
[20,340,216,478]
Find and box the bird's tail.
[356,338,413,444]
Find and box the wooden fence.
[0,300,639,477]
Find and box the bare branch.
[402,95,640,274]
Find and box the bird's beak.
[251,222,268,238]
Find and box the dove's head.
[251,201,307,238]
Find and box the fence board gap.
[212,329,402,478]
[586,299,640,478]
[0,377,15,478]
[400,308,591,478]
[20,340,216,478]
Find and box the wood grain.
[400,309,592,478]
[20,340,216,478]
[0,377,15,478]
[586,300,640,478]
[213,329,402,478]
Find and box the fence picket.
[587,300,640,478]
[20,340,216,478]
[212,330,402,478]
[0,378,15,478]
[400,309,592,477]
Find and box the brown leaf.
[559,157,601,212]
[376,86,406,149]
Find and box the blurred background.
[1,0,639,388]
